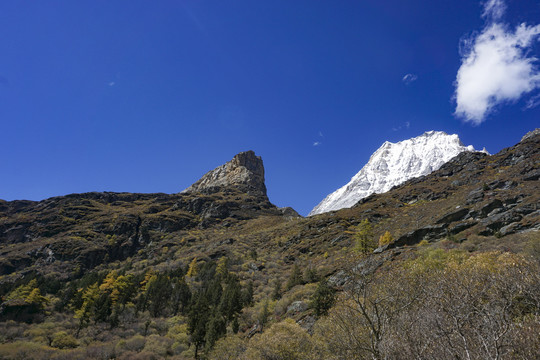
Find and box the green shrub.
[52,331,79,349]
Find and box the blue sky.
[1,0,539,215]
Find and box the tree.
[258,299,270,327]
[220,275,243,321]
[241,280,254,306]
[310,278,336,317]
[205,311,227,351]
[351,219,375,254]
[286,264,304,290]
[187,258,199,278]
[303,267,319,283]
[378,231,394,247]
[216,257,229,279]
[171,276,191,315]
[232,317,239,334]
[188,292,210,359]
[272,279,282,300]
[144,272,172,317]
[74,283,101,337]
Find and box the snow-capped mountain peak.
[309,131,484,216]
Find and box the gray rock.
[449,221,477,234]
[466,188,484,205]
[182,150,267,196]
[481,199,504,216]
[278,207,302,218]
[287,301,308,314]
[436,208,469,224]
[393,224,448,247]
[520,128,540,142]
[297,315,317,334]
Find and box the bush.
[208,335,247,360]
[52,331,79,349]
[0,341,54,360]
[143,334,173,357]
[121,335,146,353]
[244,319,313,360]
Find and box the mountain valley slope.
[0,130,538,359]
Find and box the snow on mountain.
[309,131,485,216]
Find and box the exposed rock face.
[309,131,485,216]
[182,151,267,196]
[521,128,540,142]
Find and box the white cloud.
[313,141,321,146]
[108,81,116,87]
[402,73,418,85]
[392,121,411,132]
[525,93,540,109]
[454,1,540,124]
[482,0,505,21]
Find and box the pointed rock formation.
[182,150,267,196]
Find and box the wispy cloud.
[454,0,540,124]
[312,131,324,147]
[392,121,411,132]
[525,93,540,109]
[402,73,418,85]
[482,0,505,21]
[108,81,116,87]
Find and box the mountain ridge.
[309,130,485,216]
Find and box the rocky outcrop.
[521,128,540,142]
[182,151,267,196]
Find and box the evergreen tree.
[286,264,304,290]
[205,311,226,351]
[220,275,242,321]
[232,316,240,334]
[310,278,336,317]
[188,292,210,359]
[272,279,282,300]
[241,280,254,306]
[206,278,223,307]
[171,276,191,315]
[259,299,270,327]
[145,273,172,317]
[303,267,319,283]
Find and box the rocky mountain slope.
[309,131,484,216]
[0,129,538,359]
[0,151,281,277]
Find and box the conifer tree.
[286,264,304,290]
[187,258,199,278]
[310,278,336,316]
[272,279,282,300]
[353,219,375,254]
[378,231,394,247]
